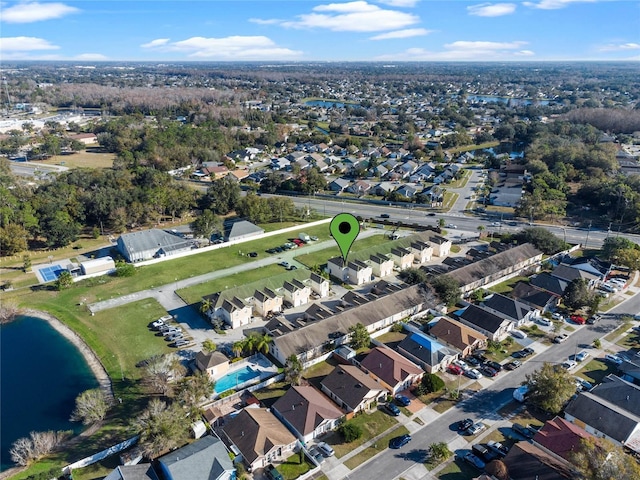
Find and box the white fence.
[63,435,139,474]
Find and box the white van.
[511,329,528,339]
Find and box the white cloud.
[0,36,59,51]
[523,0,596,10]
[467,3,517,17]
[75,53,108,61]
[259,1,419,32]
[378,0,419,6]
[370,28,431,40]
[375,40,532,60]
[248,18,282,25]
[141,35,303,59]
[1,2,79,23]
[598,42,640,52]
[141,38,170,49]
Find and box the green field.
[323,410,400,459]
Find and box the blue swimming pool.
[214,365,261,394]
[40,265,65,282]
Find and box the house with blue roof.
[397,331,459,373]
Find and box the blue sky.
[0,1,638,62]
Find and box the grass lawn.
[41,149,116,169]
[519,325,547,340]
[485,340,522,363]
[343,426,410,470]
[324,410,400,458]
[446,169,473,189]
[489,276,529,295]
[604,321,632,342]
[437,457,482,479]
[442,192,459,210]
[278,453,314,480]
[432,397,459,414]
[617,332,640,349]
[578,359,617,385]
[375,331,407,345]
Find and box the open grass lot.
[616,331,640,349]
[294,230,389,268]
[437,456,483,479]
[40,149,115,169]
[343,426,410,470]
[251,381,290,408]
[489,276,529,295]
[519,324,548,341]
[323,410,400,458]
[577,358,618,385]
[278,453,314,480]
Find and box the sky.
[0,0,638,62]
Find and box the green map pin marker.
[330,213,360,264]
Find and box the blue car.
[395,394,411,407]
[384,402,401,416]
[389,434,411,449]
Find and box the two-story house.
[369,254,394,278]
[410,241,433,264]
[390,247,414,271]
[283,279,311,308]
[253,287,283,317]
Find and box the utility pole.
[584,221,592,249]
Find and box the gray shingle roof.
[118,229,192,257]
[529,272,567,296]
[272,386,343,437]
[482,293,533,322]
[320,365,385,411]
[459,304,509,334]
[158,435,233,480]
[225,220,264,241]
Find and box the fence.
[63,435,139,474]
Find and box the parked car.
[394,394,411,407]
[264,464,284,480]
[575,350,590,362]
[480,366,498,377]
[447,364,464,375]
[486,440,509,457]
[171,339,190,348]
[574,377,593,391]
[466,422,486,435]
[570,314,586,325]
[587,314,602,325]
[485,360,503,372]
[604,353,623,365]
[537,317,552,327]
[457,418,474,431]
[552,312,565,321]
[447,223,458,229]
[317,441,334,457]
[521,347,535,357]
[465,368,483,379]
[472,444,499,463]
[278,261,289,267]
[462,452,486,470]
[466,356,481,366]
[383,402,401,416]
[505,360,522,370]
[562,359,578,370]
[248,251,258,258]
[452,359,470,371]
[511,329,528,339]
[166,333,184,342]
[286,265,298,270]
[389,434,412,449]
[308,446,324,464]
[553,334,569,343]
[512,423,536,439]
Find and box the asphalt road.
[346,313,631,480]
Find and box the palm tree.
[232,341,244,358]
[285,354,304,386]
[254,333,272,355]
[200,298,212,318]
[477,225,485,238]
[438,217,446,228]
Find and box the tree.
[525,362,576,414]
[430,275,461,307]
[429,442,452,462]
[232,340,244,358]
[200,298,212,317]
[417,373,445,394]
[398,267,428,285]
[202,339,217,354]
[22,255,31,272]
[568,436,640,480]
[10,430,71,466]
[0,223,28,255]
[115,262,136,277]
[133,399,190,458]
[284,354,304,386]
[339,422,362,442]
[485,459,509,480]
[204,177,241,215]
[348,323,370,349]
[175,371,213,415]
[143,353,186,396]
[70,388,111,425]
[190,209,222,241]
[514,227,566,254]
[600,237,640,270]
[563,279,592,310]
[477,225,485,238]
[55,270,73,290]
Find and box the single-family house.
[369,254,394,278]
[104,465,159,480]
[320,365,387,414]
[360,346,424,394]
[619,357,640,385]
[157,435,235,480]
[564,374,640,453]
[117,229,193,263]
[533,416,594,461]
[309,272,330,298]
[347,260,373,286]
[390,247,414,270]
[283,279,311,308]
[271,158,290,170]
[423,186,444,207]
[502,442,575,480]
[529,272,568,297]
[481,293,539,327]
[272,386,344,443]
[395,184,419,198]
[329,178,350,193]
[428,317,487,358]
[457,304,513,341]
[410,241,433,264]
[69,132,98,145]
[203,165,230,179]
[208,296,252,329]
[195,351,229,379]
[510,282,560,313]
[347,180,371,196]
[551,264,599,287]
[253,288,283,317]
[374,182,395,196]
[224,220,264,243]
[222,408,298,472]
[397,332,460,373]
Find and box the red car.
[292,238,304,246]
[447,364,463,375]
[570,314,586,325]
